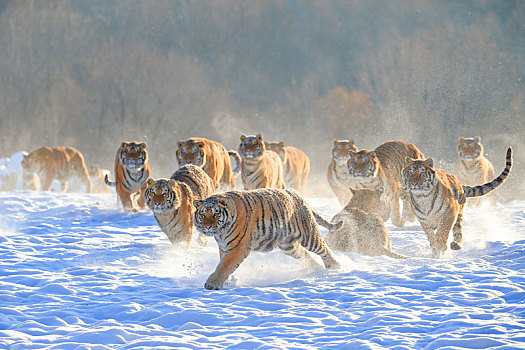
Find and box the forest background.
[0,0,523,199]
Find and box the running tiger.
[457,136,496,206]
[265,141,310,193]
[21,146,91,193]
[176,137,241,191]
[238,134,284,190]
[327,139,358,206]
[324,188,407,259]
[403,147,512,257]
[347,141,424,227]
[144,165,215,248]
[193,188,341,290]
[105,141,151,212]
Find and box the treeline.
[0,0,523,198]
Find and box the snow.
[1,186,524,348]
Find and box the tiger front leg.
[116,184,134,211]
[433,211,456,258]
[205,246,249,290]
[136,186,147,209]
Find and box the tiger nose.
[355,169,361,173]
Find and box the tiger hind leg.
[297,229,340,270]
[278,240,322,270]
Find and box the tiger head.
[119,142,148,171]
[239,134,265,160]
[144,178,181,215]
[264,141,286,162]
[21,152,38,173]
[347,149,380,179]
[332,139,357,165]
[176,140,206,167]
[193,197,230,236]
[458,136,483,161]
[402,157,436,193]
[348,187,383,214]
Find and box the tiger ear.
[278,141,284,148]
[349,186,356,195]
[197,142,205,148]
[146,178,155,186]
[168,179,176,187]
[458,137,465,143]
[474,136,481,143]
[424,158,434,167]
[193,200,204,210]
[139,142,146,149]
[348,139,355,145]
[240,134,246,141]
[177,140,185,148]
[256,133,263,141]
[121,142,127,148]
[405,157,415,166]
[369,151,376,158]
[217,199,228,209]
[333,139,339,146]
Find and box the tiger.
[403,147,512,258]
[144,165,215,248]
[264,141,310,193]
[324,187,407,259]
[104,141,151,212]
[176,137,241,191]
[87,165,110,193]
[193,188,341,290]
[347,141,425,227]
[327,139,358,206]
[238,134,284,190]
[21,146,91,193]
[457,136,496,206]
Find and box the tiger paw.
[204,273,224,290]
[450,241,462,250]
[392,217,405,227]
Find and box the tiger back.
[193,188,340,290]
[144,165,215,248]
[347,141,424,227]
[176,137,240,191]
[265,141,310,193]
[21,146,91,193]
[457,136,496,206]
[105,141,151,212]
[324,188,407,259]
[327,139,357,206]
[403,147,512,257]
[238,134,284,190]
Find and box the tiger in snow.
[403,147,512,257]
[264,141,310,194]
[327,139,358,206]
[193,188,341,290]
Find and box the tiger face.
[119,142,147,171]
[347,150,379,179]
[458,136,483,161]
[193,198,229,236]
[402,158,436,193]
[177,140,206,167]
[265,141,286,162]
[332,140,357,164]
[239,134,265,160]
[21,153,38,172]
[144,178,180,215]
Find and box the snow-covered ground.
[1,189,524,349]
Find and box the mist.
[0,0,523,199]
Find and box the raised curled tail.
[104,174,116,187]
[228,150,241,174]
[313,211,343,230]
[462,146,512,198]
